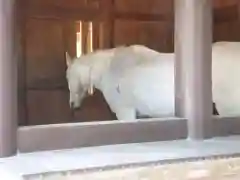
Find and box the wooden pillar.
[0,0,18,157]
[174,0,185,117]
[174,0,213,139]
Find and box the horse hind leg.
[136,111,151,119]
[213,102,219,115]
[115,107,137,121]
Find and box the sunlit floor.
[2,135,240,179]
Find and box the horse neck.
[88,51,114,91]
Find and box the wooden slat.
[63,20,77,57]
[24,6,240,23]
[115,12,172,21]
[81,21,89,54]
[25,0,174,22]
[92,22,100,50]
[27,90,72,125]
[25,18,66,89]
[99,0,114,48]
[17,0,28,126]
[114,20,172,52]
[26,4,101,21]
[114,0,173,15]
[25,0,90,10]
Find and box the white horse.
[65,41,240,120]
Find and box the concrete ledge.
[18,116,240,153]
[24,157,240,180]
[2,136,240,180]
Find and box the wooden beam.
[17,0,28,126]
[18,118,187,152]
[25,1,173,23]
[18,117,240,153]
[0,0,18,157]
[115,12,172,21]
[26,5,100,21]
[81,21,89,54]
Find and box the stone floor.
[2,135,240,179]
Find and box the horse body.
[66,42,240,120]
[212,42,240,116]
[107,46,175,119]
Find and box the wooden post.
[174,0,185,118]
[0,0,18,157]
[174,0,213,139]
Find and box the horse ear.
[65,52,72,67]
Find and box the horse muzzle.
[70,102,81,110]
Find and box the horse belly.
[134,83,175,117]
[119,62,175,117]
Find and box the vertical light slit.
[76,21,94,56]
[76,21,82,57]
[88,21,93,53]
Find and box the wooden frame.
[0,0,238,158]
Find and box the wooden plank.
[81,21,89,54]
[62,20,77,57]
[23,0,240,22]
[115,12,172,21]
[18,118,187,152]
[25,0,100,10]
[99,0,114,48]
[92,21,100,50]
[17,0,28,126]
[213,21,240,42]
[18,117,240,153]
[25,18,74,125]
[214,5,238,23]
[213,0,237,8]
[25,18,66,89]
[26,7,173,23]
[114,20,173,52]
[114,0,173,15]
[26,3,100,21]
[27,90,72,125]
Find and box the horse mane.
[89,44,128,54]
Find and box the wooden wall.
[213,0,240,41]
[17,0,240,125]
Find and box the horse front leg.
[115,107,137,121]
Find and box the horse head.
[65,52,94,110]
